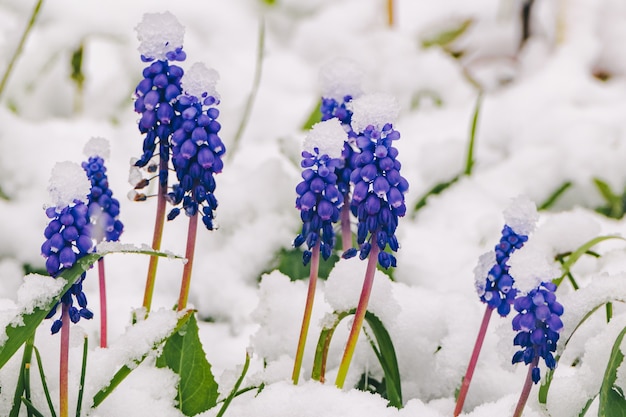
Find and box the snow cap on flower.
[473,251,496,297]
[348,93,400,134]
[181,62,220,101]
[135,12,185,61]
[303,119,348,159]
[319,57,364,101]
[47,162,90,209]
[503,195,539,237]
[83,136,110,160]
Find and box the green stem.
[76,336,88,417]
[60,304,70,417]
[33,346,57,417]
[606,302,613,323]
[10,335,35,417]
[454,306,494,416]
[98,258,107,348]
[335,243,380,388]
[292,242,321,384]
[0,0,44,101]
[216,354,251,417]
[228,17,265,161]
[464,92,483,176]
[142,157,168,312]
[177,213,199,311]
[513,357,539,417]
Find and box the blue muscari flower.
[321,95,359,198]
[344,123,408,269]
[294,149,343,264]
[167,92,224,230]
[41,203,94,333]
[512,281,564,384]
[82,156,124,243]
[133,51,186,185]
[479,225,528,316]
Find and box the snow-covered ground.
[1,0,626,416]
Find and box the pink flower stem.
[335,243,380,388]
[142,157,168,313]
[513,357,539,417]
[177,213,199,311]
[340,196,352,252]
[98,258,107,348]
[454,305,494,416]
[59,303,70,417]
[292,242,321,384]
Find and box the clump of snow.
[324,257,400,325]
[503,195,538,236]
[0,274,65,346]
[96,241,184,261]
[83,136,110,159]
[318,57,364,101]
[509,210,603,293]
[348,93,400,134]
[303,119,347,158]
[473,251,496,297]
[46,161,90,208]
[128,164,143,187]
[181,62,220,100]
[508,241,560,293]
[135,12,185,61]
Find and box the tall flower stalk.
[291,119,347,384]
[41,162,93,417]
[166,62,225,311]
[335,93,408,388]
[81,137,124,347]
[132,12,187,312]
[454,196,537,416]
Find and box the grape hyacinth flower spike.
[42,162,94,333]
[82,137,124,347]
[292,118,347,384]
[132,11,186,312]
[454,196,538,416]
[335,93,408,388]
[318,58,363,252]
[510,267,563,416]
[41,162,93,417]
[167,62,225,311]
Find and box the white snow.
[473,250,496,297]
[46,161,91,208]
[303,118,347,158]
[135,11,185,61]
[318,57,364,101]
[181,62,220,100]
[503,195,539,237]
[348,93,401,134]
[84,136,111,160]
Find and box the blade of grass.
[33,346,57,417]
[75,336,88,417]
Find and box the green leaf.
[0,253,101,370]
[594,178,625,219]
[464,92,482,176]
[413,175,460,213]
[599,326,626,417]
[91,310,194,408]
[301,99,322,130]
[421,19,473,49]
[157,313,218,416]
[539,181,573,210]
[311,310,402,408]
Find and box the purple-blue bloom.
[344,121,408,269]
[41,203,94,333]
[167,92,224,230]
[294,148,343,264]
[133,52,186,185]
[512,281,564,384]
[82,156,124,243]
[479,225,528,316]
